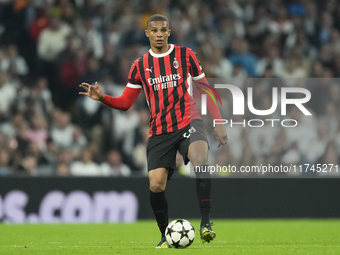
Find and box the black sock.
[150,190,168,238]
[196,166,212,227]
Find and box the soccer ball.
[165,219,195,248]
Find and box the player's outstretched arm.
[79,82,104,101]
[79,81,141,111]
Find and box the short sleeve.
[127,59,143,89]
[188,49,205,80]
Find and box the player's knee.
[150,182,166,193]
[191,154,209,167]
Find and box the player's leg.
[149,167,169,244]
[147,134,177,248]
[187,140,211,227]
[187,140,216,243]
[188,140,211,231]
[177,120,215,243]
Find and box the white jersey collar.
[149,44,174,58]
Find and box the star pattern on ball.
[171,240,181,248]
[180,226,190,239]
[166,226,175,235]
[166,219,195,249]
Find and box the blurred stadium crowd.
[0,0,339,177]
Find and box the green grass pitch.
[1,219,340,255]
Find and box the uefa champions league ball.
[165,219,195,248]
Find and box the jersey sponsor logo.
[148,74,181,91]
[146,67,153,73]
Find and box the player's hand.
[79,82,104,101]
[213,124,228,148]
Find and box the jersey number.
[183,126,196,139]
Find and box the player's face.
[145,21,170,51]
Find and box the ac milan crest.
[173,58,179,69]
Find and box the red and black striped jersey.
[127,44,205,137]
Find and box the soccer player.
[79,14,228,248]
